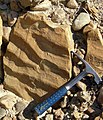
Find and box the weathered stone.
[77,91,91,102]
[72,12,90,31]
[73,110,83,119]
[79,102,88,112]
[8,11,18,27]
[30,0,51,11]
[54,108,64,120]
[84,24,103,76]
[2,116,12,120]
[45,114,53,120]
[19,0,38,8]
[0,4,8,10]
[47,107,52,113]
[0,95,17,109]
[60,96,68,108]
[76,81,87,91]
[0,107,6,119]
[15,101,27,114]
[67,0,78,9]
[97,86,103,106]
[73,66,80,76]
[4,13,74,101]
[3,26,11,43]
[51,7,66,24]
[86,107,95,115]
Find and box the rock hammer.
[33,51,102,115]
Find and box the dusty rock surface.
[4,12,74,101]
[0,0,102,120]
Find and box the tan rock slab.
[84,24,103,76]
[67,0,78,9]
[4,13,74,101]
[0,95,17,109]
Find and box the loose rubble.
[0,0,102,120]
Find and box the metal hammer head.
[71,51,102,84]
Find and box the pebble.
[15,101,27,114]
[54,108,64,120]
[0,107,6,119]
[2,116,13,120]
[72,12,90,31]
[60,96,68,108]
[79,102,88,112]
[0,95,17,109]
[73,110,83,119]
[67,0,78,9]
[73,66,80,76]
[0,4,8,10]
[76,81,87,91]
[77,91,91,102]
[51,7,66,23]
[66,90,71,96]
[47,107,52,113]
[45,114,53,120]
[86,107,95,115]
[30,0,51,11]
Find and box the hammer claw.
[72,51,102,84]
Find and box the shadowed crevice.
[32,32,69,57]
[10,33,42,65]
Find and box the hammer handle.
[34,70,87,115]
[34,86,67,115]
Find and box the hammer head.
[72,51,102,84]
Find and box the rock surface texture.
[4,13,74,101]
[0,0,102,119]
[84,23,103,76]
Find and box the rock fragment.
[67,0,78,9]
[54,108,64,120]
[60,96,68,108]
[77,91,91,102]
[0,107,6,119]
[30,0,52,11]
[3,26,11,43]
[15,101,27,114]
[51,7,66,24]
[73,110,83,119]
[2,116,13,120]
[76,81,87,91]
[72,12,90,31]
[0,95,17,109]
[0,4,8,10]
[45,114,53,120]
[85,23,103,76]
